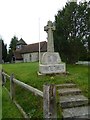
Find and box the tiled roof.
[21,41,47,54]
[17,38,27,45]
[15,41,47,60]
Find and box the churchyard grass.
[2,62,89,118]
[2,87,22,118]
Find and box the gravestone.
[39,21,66,74]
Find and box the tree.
[54,1,89,63]
[77,1,90,61]
[8,36,18,62]
[86,1,90,60]
[0,38,7,62]
[9,35,18,51]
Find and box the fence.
[2,71,57,119]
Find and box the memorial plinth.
[39,21,66,75]
[39,52,66,74]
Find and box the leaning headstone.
[39,21,66,74]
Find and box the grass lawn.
[2,87,22,118]
[2,62,89,118]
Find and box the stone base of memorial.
[39,52,66,74]
[39,63,66,74]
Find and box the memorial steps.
[57,83,90,119]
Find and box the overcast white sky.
[0,0,88,48]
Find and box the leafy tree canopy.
[8,35,18,62]
[54,1,90,63]
[0,38,7,62]
[9,35,18,51]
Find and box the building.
[14,39,47,63]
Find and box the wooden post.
[10,74,15,100]
[43,84,57,119]
[2,72,5,86]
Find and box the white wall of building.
[23,53,31,62]
[22,52,38,62]
[22,52,45,63]
[31,52,39,62]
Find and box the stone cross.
[44,21,55,52]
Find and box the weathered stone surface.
[41,52,61,65]
[58,88,82,96]
[78,114,90,118]
[39,20,66,75]
[60,95,88,108]
[39,63,66,74]
[58,83,89,119]
[62,106,90,118]
[44,21,55,52]
[56,83,76,88]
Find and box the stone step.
[56,83,76,88]
[77,114,90,119]
[60,94,88,108]
[58,88,82,96]
[63,115,90,119]
[62,106,90,118]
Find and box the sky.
[0,0,88,48]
